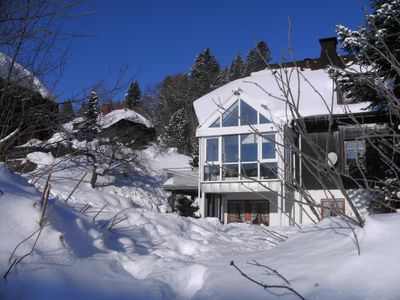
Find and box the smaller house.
[0,52,58,149]
[163,168,199,197]
[163,167,199,211]
[99,109,156,147]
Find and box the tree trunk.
[90,165,98,188]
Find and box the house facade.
[193,38,380,226]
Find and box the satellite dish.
[327,152,338,167]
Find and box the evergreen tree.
[215,67,230,86]
[163,107,191,154]
[125,80,142,110]
[229,54,246,81]
[245,40,272,75]
[175,196,199,217]
[189,48,220,99]
[336,0,400,213]
[155,74,191,129]
[335,0,400,110]
[59,100,75,123]
[83,91,100,134]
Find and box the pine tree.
[190,48,220,99]
[83,91,100,134]
[163,107,191,154]
[335,0,400,110]
[125,80,142,110]
[245,40,272,75]
[59,100,75,123]
[175,196,199,217]
[215,67,230,86]
[229,54,246,81]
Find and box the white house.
[192,39,373,226]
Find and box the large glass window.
[222,101,239,127]
[203,133,278,181]
[259,114,270,124]
[222,164,239,179]
[240,101,257,125]
[210,99,271,128]
[204,165,220,181]
[228,200,269,225]
[210,117,220,128]
[260,162,278,179]
[223,135,238,162]
[241,163,258,177]
[262,134,276,159]
[344,140,365,173]
[241,134,257,162]
[222,135,239,180]
[206,138,219,161]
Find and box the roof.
[99,109,153,129]
[0,52,53,100]
[163,168,199,191]
[193,67,370,127]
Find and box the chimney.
[102,103,112,115]
[319,37,343,67]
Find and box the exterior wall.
[295,189,369,224]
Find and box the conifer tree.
[229,54,246,81]
[245,40,272,75]
[335,0,400,213]
[216,67,230,86]
[335,0,400,110]
[175,196,199,217]
[163,107,191,154]
[83,91,100,134]
[59,100,75,123]
[125,80,142,110]
[190,48,220,99]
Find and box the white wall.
[296,189,369,225]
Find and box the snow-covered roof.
[100,109,153,129]
[0,52,54,100]
[194,68,370,127]
[163,168,199,191]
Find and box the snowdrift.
[1,149,400,299]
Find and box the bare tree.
[0,0,85,158]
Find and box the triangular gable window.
[208,99,270,128]
[259,114,270,124]
[210,117,220,127]
[222,100,239,127]
[240,100,257,125]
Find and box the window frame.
[203,132,278,182]
[344,139,366,173]
[208,98,270,128]
[321,198,345,218]
[204,137,221,182]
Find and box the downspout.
[197,137,203,218]
[299,133,303,224]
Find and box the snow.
[163,168,198,191]
[0,52,53,100]
[1,145,400,299]
[26,151,54,166]
[193,68,370,126]
[100,108,153,129]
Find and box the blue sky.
[55,0,368,101]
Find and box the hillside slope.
[1,151,399,299]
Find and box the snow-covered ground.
[1,146,400,299]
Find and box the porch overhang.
[201,179,281,194]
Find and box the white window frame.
[204,136,221,182]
